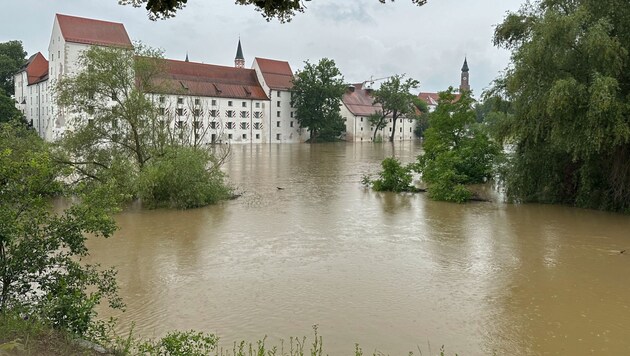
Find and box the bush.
[137,147,232,209]
[137,330,218,356]
[366,157,416,192]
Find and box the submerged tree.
[493,0,630,211]
[291,58,346,142]
[371,75,420,142]
[55,44,232,208]
[416,88,500,203]
[120,0,428,22]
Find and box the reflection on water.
[87,142,630,355]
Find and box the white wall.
[155,94,270,144]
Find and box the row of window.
[160,108,267,118]
[170,120,297,130]
[163,96,265,109]
[223,133,283,140]
[174,121,265,130]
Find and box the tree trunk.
[390,110,398,142]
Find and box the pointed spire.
[185,52,189,62]
[461,57,469,72]
[236,39,244,60]
[235,38,245,68]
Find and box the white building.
[47,14,134,140]
[17,13,420,144]
[253,57,307,143]
[340,83,417,142]
[13,52,50,137]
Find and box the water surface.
[88,142,630,355]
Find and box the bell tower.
[235,38,245,68]
[460,57,470,92]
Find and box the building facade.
[13,52,50,136]
[16,13,426,144]
[340,83,417,142]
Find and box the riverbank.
[2,315,458,356]
[0,313,103,355]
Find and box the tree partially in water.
[493,0,630,211]
[371,75,421,142]
[291,58,346,142]
[55,44,232,209]
[416,88,500,203]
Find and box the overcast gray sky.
[0,0,524,95]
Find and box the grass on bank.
[1,315,459,356]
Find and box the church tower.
[235,39,245,68]
[460,57,470,92]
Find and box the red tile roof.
[418,92,461,106]
[417,92,440,106]
[342,83,384,117]
[154,59,268,100]
[254,57,294,90]
[56,14,132,48]
[24,52,49,86]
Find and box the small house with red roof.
[340,83,417,142]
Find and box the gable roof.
[418,92,462,107]
[254,57,294,90]
[24,52,49,86]
[154,58,268,100]
[417,92,440,106]
[56,14,132,48]
[342,83,383,117]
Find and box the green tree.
[0,41,26,96]
[372,75,420,142]
[411,96,429,138]
[291,58,346,142]
[136,147,232,209]
[0,121,123,335]
[416,88,500,203]
[0,88,24,124]
[493,0,630,211]
[55,44,232,208]
[367,157,415,192]
[120,0,428,22]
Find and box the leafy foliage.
[55,44,232,209]
[137,147,232,209]
[416,88,500,203]
[0,121,123,335]
[291,58,346,142]
[137,330,218,355]
[493,0,630,211]
[120,0,428,22]
[367,157,416,192]
[0,41,26,96]
[372,75,420,142]
[412,96,430,138]
[0,88,25,124]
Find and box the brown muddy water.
[87,142,630,355]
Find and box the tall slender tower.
[460,57,470,92]
[235,39,245,68]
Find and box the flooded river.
[88,142,630,355]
